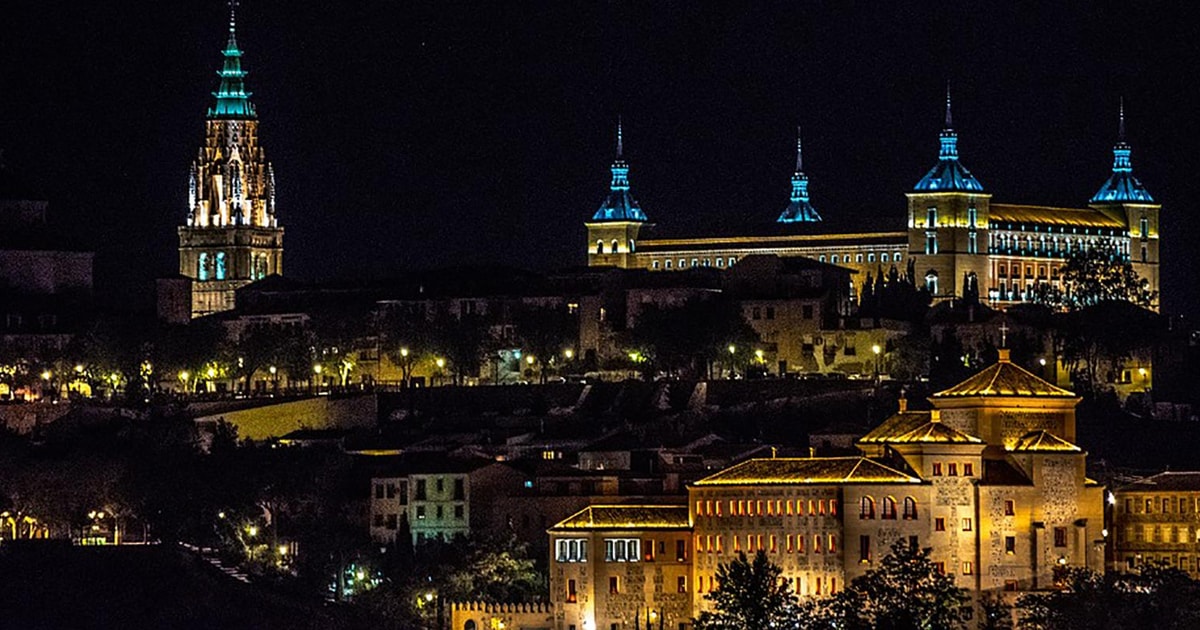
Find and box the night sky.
[3,2,1199,315]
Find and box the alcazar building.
[585,95,1160,309]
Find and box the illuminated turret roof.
[1011,430,1081,452]
[550,505,690,531]
[692,457,921,486]
[1091,100,1154,203]
[591,120,648,222]
[912,87,984,193]
[777,127,822,223]
[892,419,983,444]
[208,3,256,120]
[933,349,1076,398]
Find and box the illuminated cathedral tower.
[585,121,649,267]
[178,5,283,318]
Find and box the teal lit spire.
[777,126,822,223]
[913,84,984,192]
[1091,98,1154,203]
[208,1,256,119]
[592,119,648,222]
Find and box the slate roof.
[1119,472,1200,493]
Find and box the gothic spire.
[209,0,256,119]
[1091,98,1154,203]
[777,126,822,223]
[944,82,953,129]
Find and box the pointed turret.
[913,85,984,192]
[592,120,648,222]
[1090,99,1154,203]
[208,2,257,119]
[777,126,822,223]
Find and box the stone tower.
[586,120,649,268]
[178,5,283,318]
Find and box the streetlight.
[872,344,882,382]
[564,348,574,360]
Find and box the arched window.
[880,253,889,263]
[728,257,737,266]
[882,496,897,520]
[596,240,605,255]
[198,252,209,281]
[628,239,636,252]
[859,496,875,519]
[665,259,673,269]
[215,252,227,280]
[903,497,918,520]
[611,239,620,254]
[856,254,863,263]
[925,270,939,295]
[831,255,839,264]
[819,255,826,263]
[465,621,477,630]
[868,253,875,263]
[651,260,660,270]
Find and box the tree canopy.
[695,551,802,630]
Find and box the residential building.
[1113,471,1200,577]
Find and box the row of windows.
[695,498,837,518]
[196,251,227,281]
[1122,524,1200,544]
[932,462,974,477]
[859,496,918,520]
[414,504,464,520]
[555,537,689,563]
[1121,495,1200,515]
[651,256,738,270]
[818,251,904,265]
[696,533,836,555]
[595,239,635,255]
[693,574,839,598]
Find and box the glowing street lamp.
[41,370,52,381]
[435,358,445,369]
[564,348,574,360]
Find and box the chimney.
[898,397,908,413]
[930,409,941,423]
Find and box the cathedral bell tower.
[178,4,283,318]
[586,120,649,268]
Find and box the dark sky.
[3,2,1199,315]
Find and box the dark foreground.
[0,543,379,630]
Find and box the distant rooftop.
[550,505,690,531]
[933,349,1076,399]
[692,456,920,486]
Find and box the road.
[0,543,382,629]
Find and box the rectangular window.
[556,538,588,563]
[927,207,938,227]
[1004,500,1015,516]
[374,484,384,499]
[963,561,974,575]
[416,505,426,519]
[828,534,837,553]
[962,518,972,532]
[948,463,958,476]
[609,576,619,595]
[932,463,943,476]
[934,562,945,574]
[678,576,687,593]
[454,505,464,520]
[567,579,577,603]
[454,479,465,500]
[860,535,871,563]
[1005,536,1016,555]
[963,463,974,477]
[1004,580,1019,592]
[935,517,945,532]
[386,483,396,499]
[416,480,427,500]
[436,505,443,520]
[372,514,384,527]
[604,538,641,562]
[1054,527,1068,547]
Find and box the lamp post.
[268,365,278,395]
[872,344,882,383]
[727,344,736,379]
[313,364,323,394]
[435,358,445,387]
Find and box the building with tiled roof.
[547,347,1105,630]
[583,92,1161,311]
[1113,471,1200,579]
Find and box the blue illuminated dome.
[1091,101,1154,203]
[592,121,648,222]
[777,127,822,223]
[913,89,984,193]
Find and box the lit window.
[652,260,660,269]
[962,518,972,532]
[902,497,917,520]
[860,496,875,519]
[1005,536,1016,554]
[215,252,227,280]
[1004,500,1015,516]
[935,518,945,532]
[962,561,974,575]
[198,252,209,280]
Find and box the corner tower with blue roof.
[777,127,822,223]
[586,121,650,267]
[905,87,992,301]
[1089,100,1161,294]
[178,2,284,318]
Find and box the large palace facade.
[585,98,1160,308]
[524,351,1105,630]
[177,8,284,318]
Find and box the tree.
[695,551,802,630]
[803,539,968,630]
[1016,563,1200,630]
[630,297,759,380]
[1034,240,1156,311]
[510,304,577,383]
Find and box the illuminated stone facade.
[1113,472,1200,578]
[585,100,1160,309]
[548,350,1106,629]
[178,10,283,318]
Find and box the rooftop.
[989,204,1126,230]
[1010,430,1081,453]
[857,410,932,444]
[933,349,1076,399]
[550,505,691,531]
[1119,471,1200,493]
[692,456,921,486]
[892,420,983,444]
